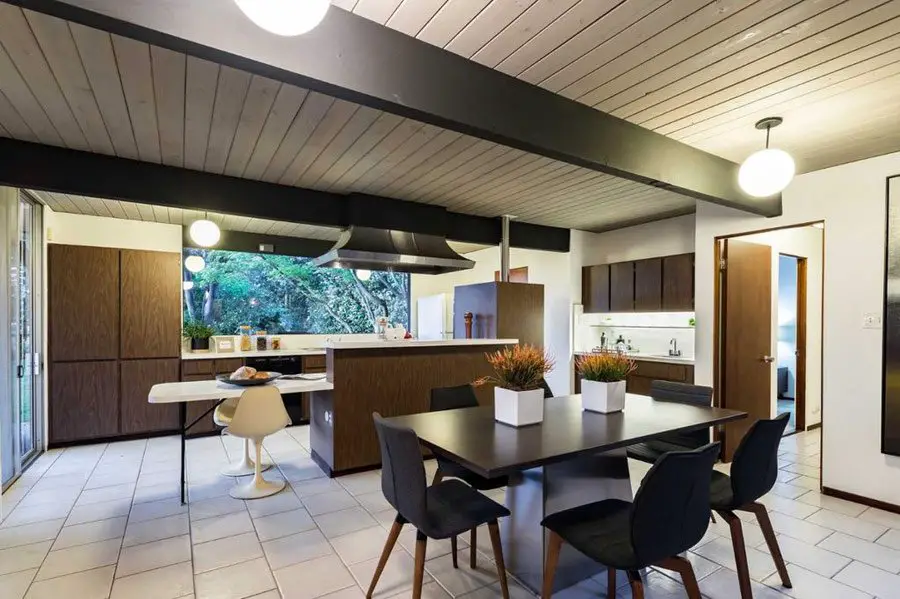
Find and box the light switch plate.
[864,313,883,329]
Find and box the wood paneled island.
[309,339,516,476]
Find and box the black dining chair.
[541,443,720,599]
[540,378,554,399]
[710,413,792,599]
[369,413,512,599]
[626,381,714,464]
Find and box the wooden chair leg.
[413,532,428,599]
[470,528,477,568]
[366,516,404,598]
[488,521,510,599]
[541,531,563,599]
[431,469,444,486]
[627,570,644,599]
[747,502,792,588]
[719,510,753,599]
[656,556,701,599]
[607,568,616,597]
[450,535,458,568]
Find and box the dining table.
[386,393,746,593]
[148,377,334,504]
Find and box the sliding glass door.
[1,189,43,490]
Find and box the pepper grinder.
[464,312,473,339]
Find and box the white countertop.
[326,338,519,349]
[574,351,695,366]
[182,348,326,360]
[149,378,333,403]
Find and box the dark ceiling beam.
[0,138,570,252]
[9,0,781,217]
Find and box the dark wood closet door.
[120,359,181,434]
[121,250,182,359]
[634,258,662,311]
[49,361,119,443]
[662,253,695,311]
[610,262,635,312]
[49,245,119,361]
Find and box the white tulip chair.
[226,386,291,499]
[214,398,272,477]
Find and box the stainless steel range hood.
[311,226,475,275]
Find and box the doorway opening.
[713,223,822,461]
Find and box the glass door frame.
[17,191,43,467]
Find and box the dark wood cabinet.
[49,361,120,443]
[120,359,181,434]
[634,258,662,311]
[625,360,694,394]
[582,265,610,313]
[663,253,695,311]
[49,245,119,361]
[121,250,182,359]
[609,262,634,312]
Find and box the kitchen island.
[310,338,517,476]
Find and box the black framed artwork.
[882,175,900,456]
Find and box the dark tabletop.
[386,394,746,478]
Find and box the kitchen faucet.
[669,338,682,357]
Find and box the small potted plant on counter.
[576,352,636,413]
[476,344,554,427]
[183,320,216,353]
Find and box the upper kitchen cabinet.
[662,253,695,311]
[609,262,634,312]
[120,250,182,359]
[634,258,662,311]
[49,245,120,361]
[582,265,610,313]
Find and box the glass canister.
[271,336,281,350]
[256,331,268,351]
[239,325,252,351]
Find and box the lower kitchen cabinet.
[574,356,694,395]
[50,361,120,444]
[120,359,181,434]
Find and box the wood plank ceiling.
[1,1,898,234]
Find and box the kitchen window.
[182,249,410,335]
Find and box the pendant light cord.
[765,125,771,149]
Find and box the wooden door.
[610,262,634,311]
[49,361,119,443]
[663,253,694,310]
[582,265,610,313]
[49,245,119,361]
[120,359,181,434]
[634,258,662,311]
[121,250,182,359]
[722,239,773,461]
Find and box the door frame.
[713,221,824,443]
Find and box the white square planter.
[581,379,626,413]
[494,387,544,427]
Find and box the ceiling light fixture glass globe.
[355,269,372,281]
[738,148,795,198]
[184,255,206,273]
[234,0,330,36]
[189,219,221,247]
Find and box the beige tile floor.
[1,427,896,599]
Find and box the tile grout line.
[108,438,149,596]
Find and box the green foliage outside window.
[182,249,410,335]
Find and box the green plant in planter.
[184,320,216,350]
[576,352,636,382]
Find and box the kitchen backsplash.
[575,310,696,358]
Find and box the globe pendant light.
[184,255,206,273]
[355,269,372,281]
[738,117,795,198]
[189,219,221,247]
[234,0,330,36]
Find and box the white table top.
[148,378,334,403]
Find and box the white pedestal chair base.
[230,477,285,499]
[220,439,272,477]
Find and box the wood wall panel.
[49,360,119,443]
[120,249,182,359]
[634,258,662,311]
[497,282,544,347]
[662,253,694,310]
[49,244,119,361]
[610,262,634,312]
[120,359,180,434]
[582,264,610,313]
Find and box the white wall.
[411,246,572,395]
[46,209,182,252]
[695,150,900,505]
[729,226,824,427]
